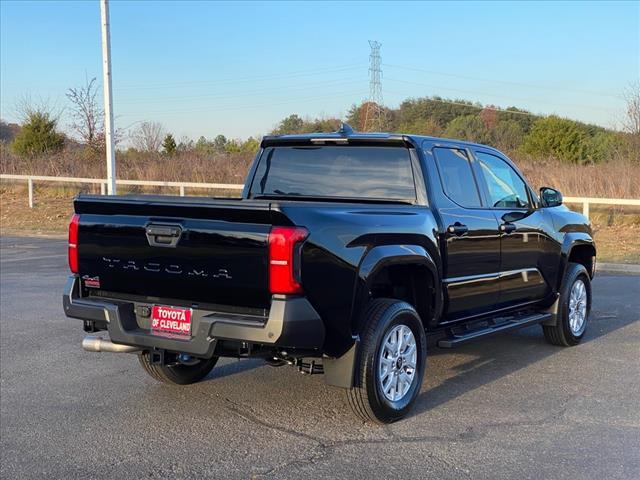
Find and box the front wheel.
[543,262,592,346]
[138,352,218,385]
[347,299,427,424]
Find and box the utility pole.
[100,0,117,194]
[363,40,384,132]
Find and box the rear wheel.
[543,262,592,346]
[138,352,218,385]
[347,299,427,424]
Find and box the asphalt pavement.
[1,235,639,479]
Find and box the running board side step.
[437,313,552,348]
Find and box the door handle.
[146,223,183,248]
[499,223,517,234]
[146,225,181,237]
[447,223,468,236]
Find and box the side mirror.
[540,187,563,208]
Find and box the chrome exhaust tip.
[82,335,141,354]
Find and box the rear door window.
[475,152,531,209]
[250,146,416,202]
[433,147,482,207]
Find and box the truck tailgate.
[74,195,283,310]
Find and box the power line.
[117,89,366,118]
[384,77,618,114]
[384,88,614,124]
[383,63,618,99]
[383,89,541,118]
[116,64,367,91]
[117,77,364,105]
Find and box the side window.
[475,152,531,209]
[433,147,481,207]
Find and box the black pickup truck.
[63,124,596,423]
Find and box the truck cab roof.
[260,123,496,152]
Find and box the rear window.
[249,146,416,202]
[433,147,482,207]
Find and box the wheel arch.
[325,245,440,390]
[351,244,442,335]
[559,233,596,290]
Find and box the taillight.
[68,214,80,273]
[268,226,308,295]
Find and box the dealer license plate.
[151,305,192,336]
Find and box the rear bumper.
[62,276,325,358]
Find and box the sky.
[1,0,639,142]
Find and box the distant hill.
[0,121,21,143]
[270,95,631,164]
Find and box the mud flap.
[323,341,358,388]
[541,296,560,326]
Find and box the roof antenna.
[338,122,354,136]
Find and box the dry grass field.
[0,149,253,186]
[1,185,638,264]
[1,147,639,263]
[1,147,637,198]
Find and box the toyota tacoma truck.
[63,124,596,423]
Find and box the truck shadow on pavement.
[204,357,264,381]
[409,300,639,419]
[134,276,639,426]
[188,300,639,426]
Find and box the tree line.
[1,78,638,165]
[273,86,639,164]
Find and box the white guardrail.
[1,173,639,220]
[0,174,244,208]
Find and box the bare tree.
[622,81,640,136]
[14,93,62,123]
[132,121,165,152]
[66,77,104,152]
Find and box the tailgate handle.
[146,224,182,248]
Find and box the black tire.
[543,262,592,347]
[138,352,218,385]
[347,298,427,424]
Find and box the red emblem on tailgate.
[83,276,101,288]
[151,305,192,335]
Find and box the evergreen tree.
[213,134,227,152]
[272,114,304,134]
[11,111,64,157]
[522,116,592,163]
[444,115,490,144]
[162,133,177,155]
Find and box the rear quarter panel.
[277,202,440,355]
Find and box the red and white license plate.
[151,305,192,336]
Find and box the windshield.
[249,145,416,202]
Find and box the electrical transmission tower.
[363,40,385,132]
